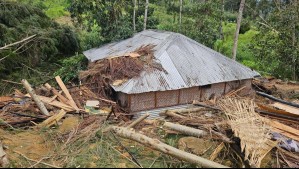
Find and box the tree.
[144,0,149,30]
[133,0,137,32]
[232,0,246,60]
[219,0,224,40]
[179,0,182,32]
[0,0,78,80]
[251,0,299,80]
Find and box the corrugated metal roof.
[83,29,260,94]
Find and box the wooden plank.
[269,120,299,136]
[45,83,69,105]
[38,95,74,112]
[0,96,13,103]
[257,103,299,117]
[55,76,79,111]
[271,102,299,116]
[38,109,66,128]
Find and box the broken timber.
[111,126,229,168]
[21,79,50,116]
[55,76,79,111]
[127,113,149,128]
[256,91,299,108]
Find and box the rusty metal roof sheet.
[83,30,260,94]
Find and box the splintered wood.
[218,97,277,168]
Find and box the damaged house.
[82,30,260,113]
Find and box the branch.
[0,35,37,50]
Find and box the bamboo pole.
[111,126,229,168]
[164,122,207,137]
[21,79,50,116]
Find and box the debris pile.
[0,66,299,167]
[79,44,162,99]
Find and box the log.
[164,122,207,137]
[171,107,212,114]
[163,110,186,119]
[55,76,79,111]
[256,91,299,108]
[111,126,229,168]
[21,79,50,116]
[127,113,149,128]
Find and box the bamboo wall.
[116,79,253,112]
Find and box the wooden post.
[111,126,229,168]
[21,79,50,116]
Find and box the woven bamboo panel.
[156,90,179,108]
[179,87,200,104]
[225,80,240,94]
[201,83,225,101]
[130,92,155,112]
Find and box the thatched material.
[79,44,161,99]
[218,97,277,168]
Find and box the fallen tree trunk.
[256,91,299,108]
[21,79,50,116]
[164,122,207,137]
[111,126,229,168]
[127,113,149,128]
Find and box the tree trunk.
[164,122,207,137]
[179,0,183,32]
[143,0,149,30]
[133,0,137,32]
[220,0,225,40]
[292,0,297,81]
[232,0,246,60]
[21,79,50,116]
[111,126,229,168]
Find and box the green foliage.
[214,23,259,69]
[69,0,158,43]
[0,0,79,93]
[251,1,299,80]
[20,0,70,18]
[54,54,88,82]
[79,22,105,51]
